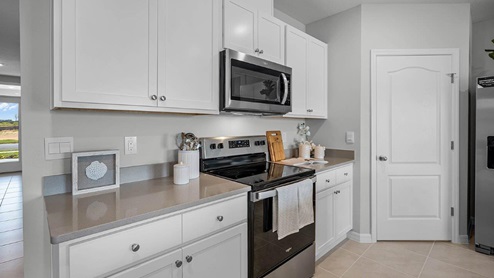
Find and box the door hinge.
[451,207,454,216]
[451,141,454,150]
[447,73,456,84]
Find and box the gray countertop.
[276,149,355,173]
[44,173,250,244]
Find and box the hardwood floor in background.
[0,173,23,278]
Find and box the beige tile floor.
[315,239,494,278]
[0,173,23,278]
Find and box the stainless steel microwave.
[220,49,292,115]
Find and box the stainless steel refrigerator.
[475,76,494,255]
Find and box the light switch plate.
[45,137,73,160]
[346,131,355,144]
[125,137,137,155]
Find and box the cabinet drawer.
[316,170,336,192]
[183,195,247,242]
[336,165,353,184]
[69,215,182,278]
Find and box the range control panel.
[200,136,268,159]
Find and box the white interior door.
[375,53,455,240]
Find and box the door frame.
[370,49,460,243]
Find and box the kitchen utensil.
[266,131,285,162]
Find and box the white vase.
[298,144,311,159]
[178,150,199,179]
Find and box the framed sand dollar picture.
[72,150,120,195]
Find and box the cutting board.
[266,130,285,162]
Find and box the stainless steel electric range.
[200,136,316,278]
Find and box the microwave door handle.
[281,73,288,105]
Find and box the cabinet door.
[58,0,157,107]
[285,26,308,117]
[334,182,352,238]
[257,13,285,64]
[223,0,258,55]
[306,38,328,119]
[183,223,247,278]
[316,188,335,259]
[158,0,220,113]
[110,249,182,278]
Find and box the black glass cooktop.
[208,162,315,191]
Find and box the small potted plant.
[297,123,315,159]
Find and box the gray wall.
[20,0,304,276]
[306,6,362,232]
[274,9,306,32]
[307,3,471,237]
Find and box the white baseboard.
[347,231,373,243]
[457,235,469,244]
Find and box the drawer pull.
[325,179,330,183]
[186,255,193,263]
[131,244,140,252]
[217,216,224,222]
[344,173,348,176]
[175,260,183,268]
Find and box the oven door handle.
[250,176,317,202]
[280,73,289,105]
[252,190,277,202]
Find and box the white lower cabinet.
[315,165,353,260]
[52,194,247,278]
[183,223,247,278]
[110,249,182,278]
[112,224,247,278]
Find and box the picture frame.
[72,150,120,196]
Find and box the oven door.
[221,49,292,115]
[249,178,316,278]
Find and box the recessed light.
[0,63,4,67]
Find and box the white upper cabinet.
[285,26,328,119]
[158,0,220,112]
[223,0,285,64]
[56,0,157,107]
[53,0,220,114]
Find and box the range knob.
[260,140,266,146]
[217,143,224,149]
[254,141,260,146]
[209,144,216,150]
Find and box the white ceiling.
[274,0,494,25]
[0,0,20,77]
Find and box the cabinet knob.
[131,244,140,252]
[160,96,166,101]
[186,255,193,263]
[344,173,348,176]
[175,260,183,268]
[150,95,158,100]
[379,156,388,161]
[255,48,260,53]
[217,216,224,222]
[326,179,330,183]
[307,109,313,112]
[259,49,264,54]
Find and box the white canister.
[298,143,311,159]
[178,150,199,179]
[173,162,189,185]
[314,145,326,159]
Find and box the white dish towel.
[273,182,300,240]
[298,179,314,229]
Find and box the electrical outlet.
[281,132,288,148]
[125,137,137,155]
[346,131,355,144]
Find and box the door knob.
[379,156,388,161]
